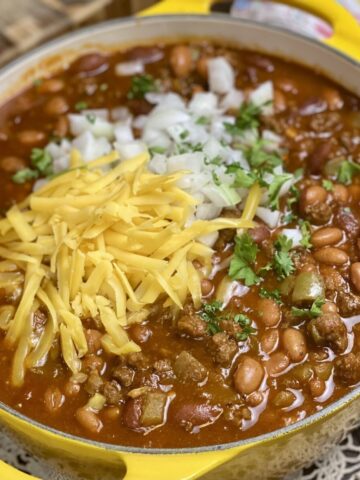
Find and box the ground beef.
[127,352,150,370]
[219,320,242,338]
[153,359,173,377]
[248,225,270,245]
[85,371,104,395]
[177,306,207,338]
[214,228,235,251]
[320,265,346,296]
[173,351,208,383]
[309,112,342,132]
[292,248,317,272]
[208,332,238,365]
[335,353,360,385]
[337,291,360,317]
[103,380,123,405]
[304,202,332,225]
[308,313,348,353]
[335,208,360,239]
[112,365,135,387]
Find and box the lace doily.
[1,423,360,480]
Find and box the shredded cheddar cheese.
[0,150,259,386]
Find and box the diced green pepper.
[140,391,168,427]
[291,272,324,305]
[280,275,296,297]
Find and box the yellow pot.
[0,1,359,478]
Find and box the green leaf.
[299,220,312,249]
[259,287,283,304]
[149,146,167,155]
[224,101,271,135]
[227,165,257,189]
[75,101,88,111]
[12,168,39,184]
[196,116,210,125]
[199,300,223,334]
[273,234,295,279]
[337,160,360,184]
[322,179,333,191]
[86,114,96,124]
[229,233,261,286]
[30,148,53,176]
[268,174,293,210]
[127,74,157,100]
[291,298,325,318]
[244,140,282,170]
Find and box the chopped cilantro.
[292,298,325,318]
[273,234,294,279]
[227,165,257,189]
[206,155,222,166]
[224,101,270,135]
[259,287,283,304]
[196,116,210,125]
[212,172,221,186]
[337,160,360,184]
[180,130,190,140]
[99,83,108,92]
[244,140,282,171]
[30,148,53,176]
[12,168,39,184]
[75,101,88,111]
[86,114,96,124]
[229,233,260,286]
[175,142,203,154]
[294,168,304,180]
[234,314,255,341]
[299,220,312,249]
[127,74,157,100]
[282,211,297,224]
[149,146,167,155]
[268,174,293,210]
[322,179,333,191]
[199,300,223,334]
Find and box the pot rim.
[0,12,359,455]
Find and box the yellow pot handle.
[0,460,39,480]
[140,0,360,61]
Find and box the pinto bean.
[350,262,360,293]
[348,185,360,202]
[274,89,286,113]
[70,53,108,75]
[332,184,349,204]
[248,225,270,244]
[260,329,279,354]
[246,391,263,407]
[282,328,307,362]
[129,324,152,344]
[125,46,163,64]
[201,278,214,297]
[53,116,69,138]
[103,406,121,421]
[301,185,327,209]
[311,227,343,248]
[38,78,64,94]
[170,45,193,78]
[309,378,326,397]
[257,298,281,327]
[234,356,264,394]
[173,402,222,427]
[196,55,208,79]
[313,247,349,265]
[64,381,80,397]
[18,130,46,145]
[76,406,103,433]
[273,390,296,408]
[0,156,26,173]
[266,352,290,376]
[85,329,102,353]
[321,301,338,314]
[123,398,142,430]
[44,386,64,412]
[82,354,104,372]
[44,96,69,116]
[323,88,344,111]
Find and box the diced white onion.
[249,81,274,115]
[114,123,134,144]
[73,131,111,162]
[220,89,244,111]
[256,206,281,229]
[208,57,235,94]
[115,140,147,160]
[115,60,144,76]
[281,228,302,248]
[188,92,218,116]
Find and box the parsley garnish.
[259,287,283,304]
[30,148,53,176]
[127,74,157,100]
[180,130,190,140]
[196,116,210,125]
[149,146,167,155]
[75,101,88,111]
[268,174,293,210]
[273,234,295,279]
[229,233,260,286]
[291,298,325,318]
[234,314,255,341]
[12,168,39,184]
[224,101,270,134]
[299,220,312,249]
[86,114,96,124]
[322,179,333,191]
[337,160,360,184]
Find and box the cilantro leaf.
[127,74,157,100]
[196,116,210,125]
[259,287,283,304]
[273,234,295,279]
[75,101,88,111]
[12,168,39,184]
[227,165,257,189]
[30,148,53,176]
[292,298,325,318]
[234,313,256,341]
[229,233,261,286]
[224,101,269,135]
[337,160,360,184]
[149,146,167,155]
[322,179,333,191]
[268,174,293,210]
[299,220,312,249]
[244,140,282,171]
